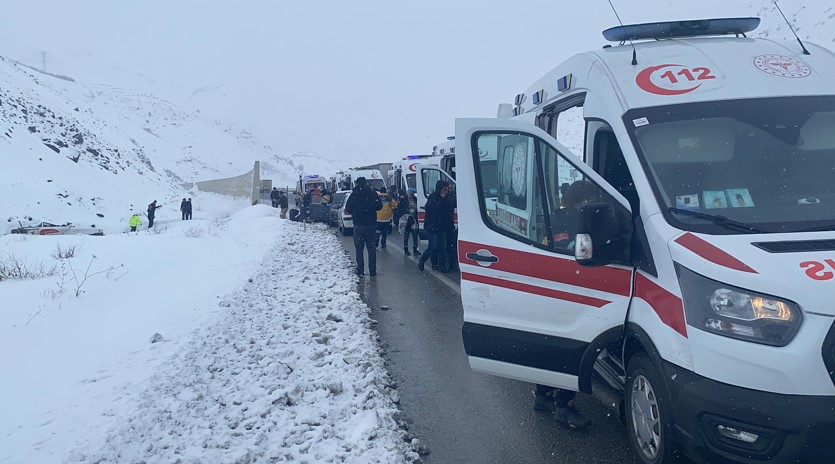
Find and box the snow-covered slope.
[0,56,342,234]
[755,2,835,46]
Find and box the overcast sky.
[0,0,793,165]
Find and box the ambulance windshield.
[367,178,386,191]
[626,96,835,234]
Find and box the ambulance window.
[422,169,441,198]
[421,169,453,198]
[593,130,639,214]
[406,173,416,190]
[542,95,586,162]
[474,131,623,255]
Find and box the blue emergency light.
[603,17,760,42]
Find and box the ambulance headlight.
[676,265,802,347]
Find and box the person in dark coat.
[418,180,450,272]
[185,198,193,220]
[278,191,289,219]
[147,200,161,228]
[344,177,383,276]
[270,187,280,208]
[180,198,188,220]
[444,186,459,271]
[402,189,420,256]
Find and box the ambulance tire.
[625,353,680,464]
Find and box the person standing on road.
[375,187,397,248]
[445,186,459,271]
[147,200,162,228]
[185,198,193,220]
[402,188,420,256]
[344,177,382,277]
[418,180,450,273]
[278,190,289,219]
[180,198,188,220]
[270,187,280,208]
[129,213,142,232]
[533,385,590,429]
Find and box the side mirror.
[574,202,627,267]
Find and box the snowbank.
[0,201,415,463]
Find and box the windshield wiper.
[668,207,766,234]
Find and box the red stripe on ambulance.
[675,233,758,273]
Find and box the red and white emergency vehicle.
[456,17,835,464]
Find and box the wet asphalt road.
[334,228,638,464]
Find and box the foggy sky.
[0,1,787,165]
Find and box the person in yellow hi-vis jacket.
[128,213,142,232]
[375,187,397,248]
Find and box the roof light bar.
[603,17,760,42]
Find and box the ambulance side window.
[422,169,441,198]
[473,131,617,255]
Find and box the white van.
[456,18,835,464]
[347,168,386,191]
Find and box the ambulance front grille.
[823,322,835,388]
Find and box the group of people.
[127,198,200,232]
[342,176,458,277]
[179,198,193,220]
[128,199,167,231]
[269,187,290,219]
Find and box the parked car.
[328,191,350,227]
[11,221,104,236]
[336,191,353,236]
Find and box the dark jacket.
[185,200,192,213]
[444,189,457,233]
[270,189,279,201]
[147,202,160,217]
[180,200,188,212]
[424,180,450,234]
[278,194,288,209]
[344,186,382,227]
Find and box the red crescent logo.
[636,64,701,96]
[408,163,417,172]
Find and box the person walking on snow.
[278,191,289,219]
[270,187,280,208]
[344,177,382,277]
[185,198,193,220]
[180,198,188,220]
[129,213,142,232]
[375,186,397,248]
[147,200,162,228]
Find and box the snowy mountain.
[0,56,343,234]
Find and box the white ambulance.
[456,18,835,464]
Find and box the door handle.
[465,250,499,266]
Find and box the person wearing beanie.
[344,177,383,276]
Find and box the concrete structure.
[181,161,262,205]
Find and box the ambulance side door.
[415,164,456,236]
[455,118,634,391]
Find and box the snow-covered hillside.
[755,2,835,45]
[0,56,343,234]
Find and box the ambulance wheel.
[625,353,678,464]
